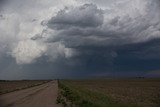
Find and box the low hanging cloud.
[45,42,77,62]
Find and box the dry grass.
[0,80,49,95]
[59,78,160,107]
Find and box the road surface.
[0,81,61,107]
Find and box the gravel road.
[0,81,61,107]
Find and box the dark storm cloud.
[1,0,160,79]
[43,2,160,78]
[122,39,160,60]
[47,2,160,48]
[0,0,7,5]
[47,4,104,30]
[0,0,7,10]
[47,4,112,46]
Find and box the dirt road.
[0,81,61,107]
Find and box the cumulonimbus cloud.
[0,0,160,65]
[47,4,104,29]
[47,1,160,47]
[12,40,47,64]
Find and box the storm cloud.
[0,0,160,79]
[48,4,104,29]
[47,1,160,47]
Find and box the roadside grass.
[57,80,138,107]
[0,80,50,95]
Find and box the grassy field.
[0,80,49,95]
[57,79,160,107]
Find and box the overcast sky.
[0,0,160,79]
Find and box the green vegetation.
[57,80,137,107]
[0,80,49,95]
[57,79,160,107]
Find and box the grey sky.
[0,0,160,79]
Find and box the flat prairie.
[58,78,160,107]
